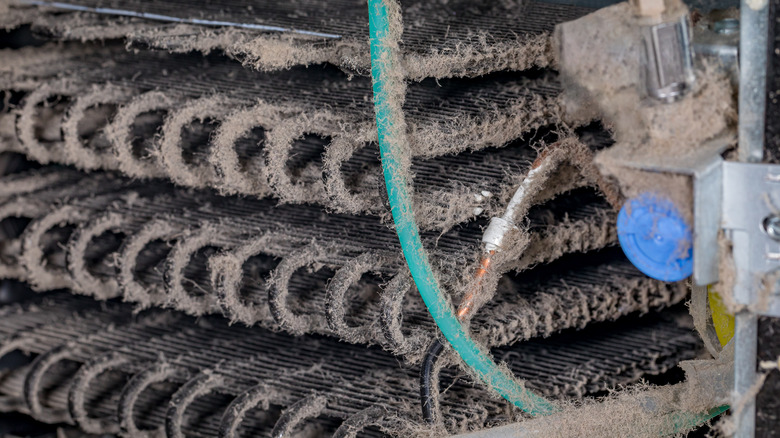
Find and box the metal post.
[738,0,769,163]
[734,311,758,438]
[734,2,769,436]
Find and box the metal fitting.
[641,15,696,102]
[482,217,517,252]
[694,17,739,85]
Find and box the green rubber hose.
[366,0,558,416]
[664,405,729,436]
[367,0,729,430]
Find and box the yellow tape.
[708,286,734,347]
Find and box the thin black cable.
[420,339,446,424]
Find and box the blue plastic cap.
[617,193,693,282]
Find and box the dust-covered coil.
[0,166,687,361]
[0,291,700,437]
[1,0,592,79]
[0,42,612,232]
[0,1,704,436]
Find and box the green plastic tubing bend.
[366,0,558,417]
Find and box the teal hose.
[367,0,728,430]
[367,0,558,416]
[664,405,729,436]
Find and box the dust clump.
[556,0,737,217]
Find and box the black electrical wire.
[420,339,446,424]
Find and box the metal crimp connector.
[481,217,518,252]
[641,15,695,102]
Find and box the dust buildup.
[0,167,682,364]
[469,248,688,349]
[157,95,238,189]
[602,166,694,223]
[689,284,724,358]
[103,91,172,178]
[67,351,132,434]
[0,295,702,436]
[712,234,741,314]
[556,0,737,212]
[4,0,592,79]
[480,347,732,438]
[62,83,135,170]
[0,0,721,435]
[65,212,131,300]
[0,44,588,232]
[16,79,85,165]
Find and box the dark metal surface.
[757,0,780,433]
[14,0,589,53]
[0,293,701,436]
[0,166,679,361]
[756,316,780,437]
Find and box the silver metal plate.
[693,156,723,285]
[723,161,780,316]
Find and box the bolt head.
[763,215,780,241]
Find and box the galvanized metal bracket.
[692,155,723,286]
[722,161,780,317]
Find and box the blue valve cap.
[617,193,693,282]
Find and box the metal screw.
[762,215,780,240]
[712,18,739,35]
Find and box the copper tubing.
[531,148,552,169]
[421,146,559,424]
[456,250,496,320]
[458,149,551,320]
[423,250,495,424]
